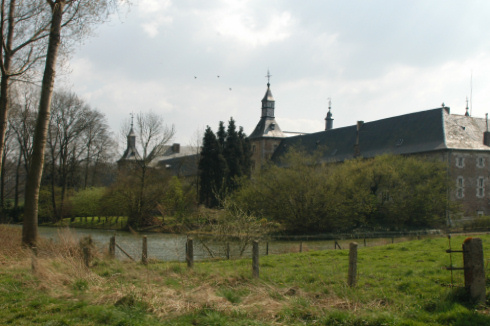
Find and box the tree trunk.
[22,1,64,247]
[14,149,21,221]
[0,0,16,183]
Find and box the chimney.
[441,103,450,114]
[484,114,490,146]
[172,143,180,153]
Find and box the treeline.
[231,150,456,234]
[1,85,117,223]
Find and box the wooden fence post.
[31,247,38,272]
[186,237,194,268]
[266,242,269,255]
[299,242,303,253]
[462,237,486,303]
[252,240,259,278]
[109,236,116,259]
[142,236,148,265]
[226,242,230,260]
[348,242,358,287]
[83,247,91,268]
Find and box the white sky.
[61,0,490,149]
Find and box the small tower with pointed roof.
[118,113,142,169]
[249,71,285,170]
[325,98,334,131]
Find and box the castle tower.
[249,71,285,170]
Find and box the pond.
[31,226,412,262]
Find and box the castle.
[120,78,490,219]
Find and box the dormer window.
[270,123,275,130]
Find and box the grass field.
[1,225,490,325]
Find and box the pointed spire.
[325,98,334,130]
[118,112,141,163]
[261,70,275,118]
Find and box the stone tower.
[249,71,285,170]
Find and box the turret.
[118,114,142,166]
[261,79,275,118]
[325,98,333,131]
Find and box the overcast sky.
[62,0,490,149]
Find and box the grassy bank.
[1,226,490,325]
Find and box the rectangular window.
[457,188,464,198]
[477,157,485,168]
[477,177,485,198]
[456,157,464,168]
[457,177,464,187]
[456,177,464,199]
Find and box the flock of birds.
[194,75,232,91]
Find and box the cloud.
[137,0,173,38]
[195,1,294,47]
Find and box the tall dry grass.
[0,225,27,263]
[0,225,102,296]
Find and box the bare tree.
[46,90,91,221]
[117,111,175,228]
[8,84,37,217]
[82,109,113,189]
[23,0,128,247]
[0,1,51,181]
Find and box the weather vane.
[266,69,272,85]
[130,112,134,128]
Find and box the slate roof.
[119,127,142,162]
[155,154,199,177]
[271,108,490,163]
[249,117,285,139]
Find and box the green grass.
[1,232,490,325]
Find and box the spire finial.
[328,97,332,111]
[265,69,272,87]
[130,112,134,129]
[465,97,470,116]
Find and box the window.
[456,157,464,168]
[477,211,484,217]
[456,177,464,199]
[457,177,464,187]
[477,177,485,198]
[477,157,485,168]
[252,144,256,153]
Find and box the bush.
[70,187,106,219]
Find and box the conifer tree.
[238,126,252,178]
[224,118,243,192]
[198,119,253,208]
[198,126,227,207]
[217,121,226,151]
